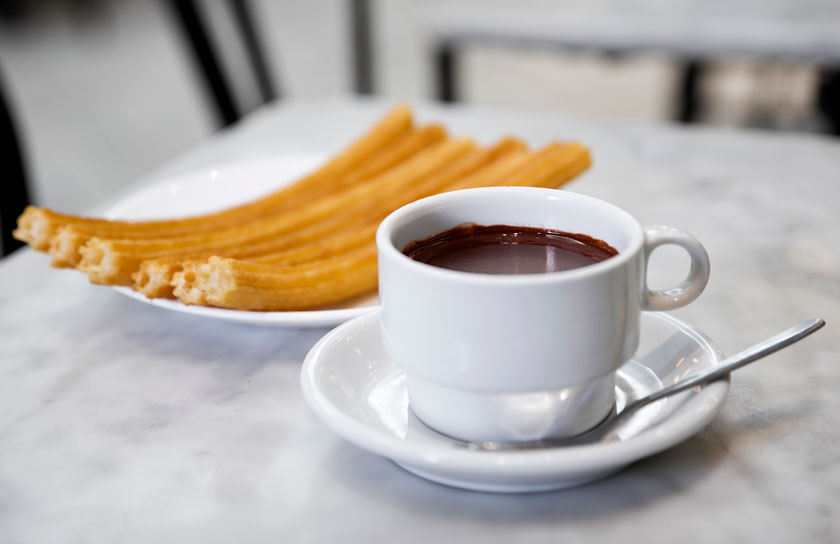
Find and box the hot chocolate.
[403,223,617,275]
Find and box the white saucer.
[301,310,729,493]
[102,155,377,328]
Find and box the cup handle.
[643,225,710,311]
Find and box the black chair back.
[0,72,29,257]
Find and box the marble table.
[1,99,838,542]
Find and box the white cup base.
[406,373,616,443]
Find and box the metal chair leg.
[168,0,241,127]
[229,0,278,103]
[436,42,458,103]
[677,61,705,123]
[817,68,840,136]
[350,0,374,94]
[0,73,30,256]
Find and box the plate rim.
[114,287,377,326]
[301,310,729,475]
[103,155,379,327]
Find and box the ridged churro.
[77,137,476,285]
[47,122,445,269]
[14,104,414,253]
[14,104,593,311]
[174,245,379,311]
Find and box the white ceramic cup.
[376,187,710,443]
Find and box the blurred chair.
[168,0,279,127]
[818,71,840,134]
[0,71,30,257]
[168,0,375,127]
[419,3,840,132]
[350,0,375,95]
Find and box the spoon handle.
[629,318,826,411]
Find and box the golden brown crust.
[17,104,414,257]
[76,138,476,284]
[176,246,379,311]
[47,123,442,269]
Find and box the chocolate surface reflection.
[403,223,618,275]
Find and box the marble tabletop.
[1,99,838,543]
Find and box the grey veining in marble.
[1,99,839,543]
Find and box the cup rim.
[376,187,644,285]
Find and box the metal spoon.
[471,317,826,450]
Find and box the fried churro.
[175,245,379,311]
[78,137,476,285]
[14,104,414,253]
[48,122,446,269]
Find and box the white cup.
[376,187,710,443]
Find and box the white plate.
[301,310,729,492]
[104,156,379,328]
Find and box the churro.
[14,104,414,253]
[175,245,379,311]
[47,122,446,268]
[77,137,476,285]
